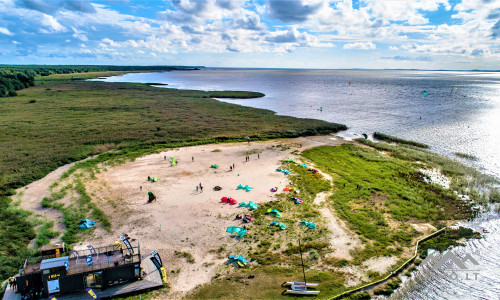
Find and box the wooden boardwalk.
[2,254,163,300]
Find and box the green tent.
[226,226,247,237]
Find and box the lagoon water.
[96,69,500,299]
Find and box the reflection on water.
[96,69,500,298]
[389,208,500,300]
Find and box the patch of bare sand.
[319,207,361,261]
[362,256,399,274]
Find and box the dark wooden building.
[16,242,141,298]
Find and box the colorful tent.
[228,255,250,266]
[266,208,281,217]
[226,226,247,237]
[286,158,297,163]
[290,197,303,204]
[221,197,237,205]
[276,168,290,175]
[269,221,287,230]
[78,218,95,229]
[148,192,156,202]
[300,220,316,229]
[210,164,219,169]
[299,163,307,168]
[150,176,159,182]
[236,184,253,191]
[239,201,258,210]
[170,157,177,166]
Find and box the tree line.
[0,65,201,97]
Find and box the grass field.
[0,71,346,280]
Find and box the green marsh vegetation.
[356,138,498,204]
[0,70,345,280]
[373,132,429,149]
[300,144,480,263]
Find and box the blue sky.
[0,0,499,69]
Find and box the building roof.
[40,256,69,270]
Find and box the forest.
[0,65,200,97]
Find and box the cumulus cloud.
[343,41,376,49]
[0,27,13,36]
[268,0,323,23]
[266,28,300,43]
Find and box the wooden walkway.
[2,254,163,300]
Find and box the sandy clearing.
[320,207,361,260]
[79,136,345,297]
[14,135,368,298]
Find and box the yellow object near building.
[160,267,167,283]
[40,243,65,259]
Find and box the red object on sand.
[221,197,237,205]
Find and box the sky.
[0,0,499,69]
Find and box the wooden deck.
[3,254,163,300]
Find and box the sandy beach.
[18,135,367,297]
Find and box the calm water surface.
[96,69,500,299]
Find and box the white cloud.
[71,26,88,41]
[389,45,398,50]
[343,41,376,50]
[0,26,13,36]
[40,14,66,32]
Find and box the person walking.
[233,163,235,168]
[196,186,199,192]
[200,185,203,192]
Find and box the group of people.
[196,182,203,192]
[245,154,260,162]
[8,277,17,290]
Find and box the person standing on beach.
[200,184,203,192]
[196,186,199,192]
[192,156,194,162]
[233,163,235,169]
[258,153,260,159]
